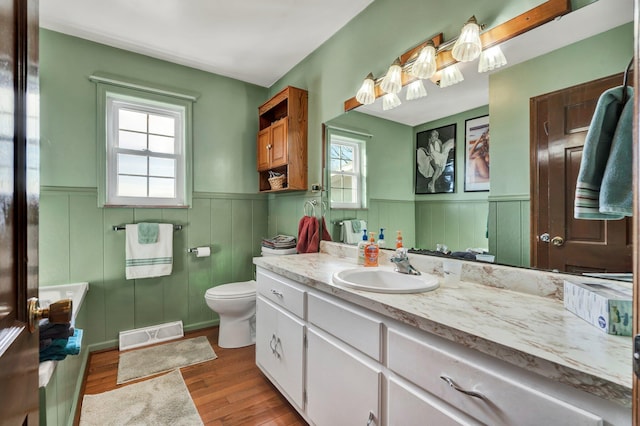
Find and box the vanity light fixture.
[452,16,482,62]
[382,92,402,110]
[478,45,507,72]
[439,63,464,88]
[410,41,437,79]
[406,80,427,101]
[355,73,376,105]
[380,58,403,94]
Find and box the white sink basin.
[332,268,439,294]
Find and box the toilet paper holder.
[187,246,211,254]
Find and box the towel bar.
[112,224,183,231]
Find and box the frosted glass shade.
[452,16,482,62]
[439,64,464,88]
[411,42,437,79]
[380,58,403,94]
[355,73,376,105]
[478,45,507,72]
[406,80,427,101]
[382,93,401,110]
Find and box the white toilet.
[204,246,296,348]
[205,280,257,348]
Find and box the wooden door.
[0,0,40,424]
[531,74,632,272]
[269,118,288,168]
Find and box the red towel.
[321,217,332,242]
[297,216,320,253]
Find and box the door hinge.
[303,390,307,404]
[634,335,640,378]
[303,331,308,348]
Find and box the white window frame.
[92,73,196,208]
[329,133,366,209]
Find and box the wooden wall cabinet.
[257,86,308,192]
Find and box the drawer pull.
[440,375,485,399]
[270,289,284,297]
[269,334,277,354]
[366,411,375,425]
[274,337,282,359]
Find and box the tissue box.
[563,280,632,336]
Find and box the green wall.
[40,29,270,350]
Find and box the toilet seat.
[205,280,256,300]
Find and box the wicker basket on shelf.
[268,174,286,190]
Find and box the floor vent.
[118,320,184,351]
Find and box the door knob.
[551,236,565,247]
[27,297,72,333]
[539,233,550,243]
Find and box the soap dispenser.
[396,230,403,249]
[364,232,379,267]
[377,228,386,248]
[357,229,368,265]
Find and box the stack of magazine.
[261,234,297,251]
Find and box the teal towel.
[39,329,83,362]
[575,86,632,219]
[351,220,362,233]
[137,222,159,244]
[600,91,634,216]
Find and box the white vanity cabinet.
[255,270,306,410]
[255,267,629,426]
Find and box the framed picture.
[464,115,490,192]
[415,124,456,194]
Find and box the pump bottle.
[357,229,368,265]
[364,232,379,267]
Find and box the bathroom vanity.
[253,243,631,425]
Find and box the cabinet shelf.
[257,86,308,193]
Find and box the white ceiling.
[39,0,374,88]
[356,0,633,126]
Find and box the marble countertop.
[253,251,632,407]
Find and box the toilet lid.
[206,280,256,299]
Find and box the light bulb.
[380,58,403,94]
[411,41,437,79]
[439,64,464,88]
[478,45,507,72]
[382,93,401,110]
[406,80,427,101]
[355,73,376,105]
[452,16,482,62]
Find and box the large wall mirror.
[322,0,634,276]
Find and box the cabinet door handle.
[269,333,277,354]
[440,375,485,399]
[270,289,283,297]
[274,337,282,359]
[266,144,272,150]
[366,411,375,425]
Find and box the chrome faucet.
[390,248,421,275]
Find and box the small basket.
[268,174,287,190]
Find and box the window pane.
[340,145,354,160]
[149,177,175,198]
[331,189,343,203]
[119,109,147,132]
[118,175,147,197]
[149,135,175,154]
[342,175,355,190]
[149,115,175,136]
[330,158,342,172]
[330,173,343,188]
[119,130,147,150]
[343,188,355,203]
[149,157,176,178]
[340,159,353,172]
[118,153,147,176]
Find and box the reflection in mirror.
[322,0,634,278]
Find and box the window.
[92,73,196,207]
[329,133,366,209]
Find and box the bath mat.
[117,336,217,384]
[80,370,203,426]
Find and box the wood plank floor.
[77,327,307,426]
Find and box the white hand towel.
[125,223,173,279]
[341,220,367,245]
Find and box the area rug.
[117,336,217,384]
[80,370,203,426]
